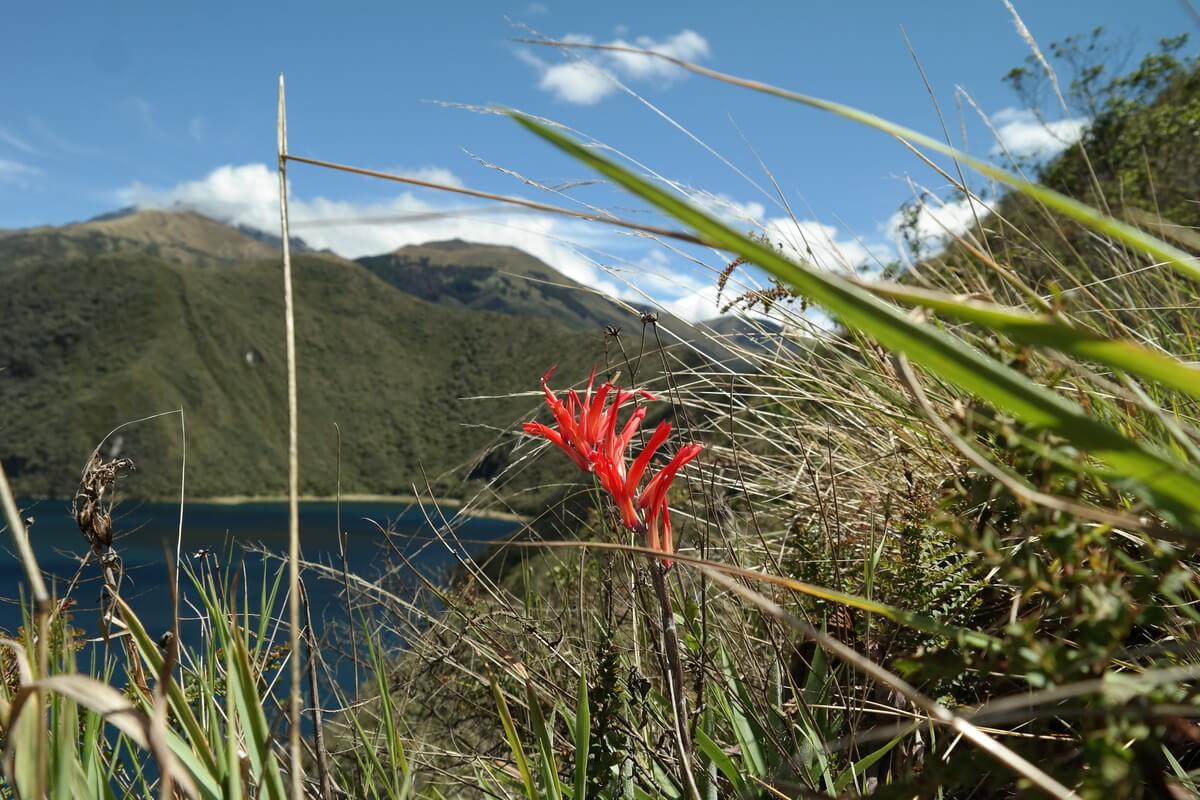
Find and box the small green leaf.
[834,728,910,793]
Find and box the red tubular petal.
[626,422,672,495]
[659,503,674,568]
[522,421,553,437]
[638,442,703,511]
[614,407,646,462]
[583,365,596,406]
[587,383,614,442]
[645,511,661,554]
[591,454,640,528]
[537,368,594,471]
[524,422,588,470]
[599,391,621,440]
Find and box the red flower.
[522,366,652,473]
[638,441,703,562]
[523,367,702,568]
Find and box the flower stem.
[651,562,700,800]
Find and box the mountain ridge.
[0,209,713,507]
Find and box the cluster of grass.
[5,25,1200,800]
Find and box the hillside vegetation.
[359,240,633,331]
[366,34,1200,799]
[6,28,1200,800]
[0,216,638,503]
[0,209,282,268]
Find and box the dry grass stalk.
[277,72,305,797]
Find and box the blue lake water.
[1,498,518,689]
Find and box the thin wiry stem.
[650,563,701,800]
[173,407,186,633]
[302,580,335,800]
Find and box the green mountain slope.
[358,239,755,370]
[357,239,642,331]
[0,229,606,502]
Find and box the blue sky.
[1,2,1193,320]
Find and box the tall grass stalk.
[276,72,305,798]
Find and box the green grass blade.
[224,638,246,800]
[226,613,288,800]
[694,728,746,796]
[716,650,766,778]
[1163,745,1199,795]
[572,668,590,800]
[514,113,1200,532]
[491,676,536,798]
[865,281,1200,402]
[111,595,221,778]
[525,679,563,800]
[833,728,910,793]
[364,617,409,795]
[164,727,223,800]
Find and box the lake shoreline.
[21,493,528,524]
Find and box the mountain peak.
[0,208,286,268]
[85,206,139,223]
[404,238,476,252]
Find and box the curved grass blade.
[833,728,910,794]
[491,676,536,798]
[513,113,1200,533]
[864,281,1200,403]
[525,679,563,800]
[694,728,746,796]
[111,596,221,778]
[225,617,288,800]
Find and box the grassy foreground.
[4,30,1200,800]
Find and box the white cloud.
[0,159,41,189]
[0,127,39,156]
[990,107,1089,160]
[765,217,885,272]
[691,191,883,273]
[114,163,893,326]
[520,29,710,104]
[629,196,889,320]
[606,30,709,80]
[617,250,723,322]
[663,290,722,323]
[540,61,617,105]
[385,165,464,188]
[883,193,985,257]
[115,162,616,288]
[693,193,766,224]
